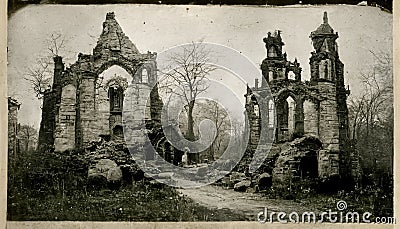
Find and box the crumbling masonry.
[38,12,360,186]
[244,12,360,184]
[39,12,162,153]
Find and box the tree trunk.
[187,100,197,163]
[187,100,195,141]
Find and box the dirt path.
[178,185,321,221]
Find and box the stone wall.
[8,97,20,156]
[303,99,319,136]
[54,84,76,152]
[79,75,98,146]
[316,82,339,151]
[38,90,58,149]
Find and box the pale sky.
[7,4,392,128]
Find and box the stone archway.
[275,90,304,142]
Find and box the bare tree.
[45,32,68,57]
[348,50,393,179]
[24,32,69,99]
[160,42,216,141]
[23,57,52,99]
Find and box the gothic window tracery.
[109,86,124,112]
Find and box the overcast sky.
[7,4,392,128]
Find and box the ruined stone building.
[244,12,360,184]
[38,12,162,153]
[8,97,20,157]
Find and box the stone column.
[54,84,76,152]
[79,73,98,146]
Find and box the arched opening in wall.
[254,104,260,117]
[288,71,296,80]
[299,151,318,178]
[268,71,274,81]
[112,125,124,140]
[319,59,332,80]
[276,95,296,142]
[268,100,275,128]
[268,46,277,58]
[142,68,148,83]
[97,65,133,140]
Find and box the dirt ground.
[178,185,324,221]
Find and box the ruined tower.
[244,12,359,185]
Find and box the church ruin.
[37,11,360,186]
[244,12,360,184]
[38,12,162,152]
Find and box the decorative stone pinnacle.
[323,12,328,24]
[106,12,115,20]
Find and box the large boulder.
[107,166,123,182]
[88,159,121,188]
[234,180,251,192]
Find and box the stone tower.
[244,12,359,185]
[261,30,302,85]
[309,12,355,181]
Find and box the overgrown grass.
[8,182,245,221]
[7,149,245,221]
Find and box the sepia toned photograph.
[6,2,394,226]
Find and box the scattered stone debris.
[234,180,251,192]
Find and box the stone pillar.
[54,84,76,152]
[79,74,98,146]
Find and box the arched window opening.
[268,100,275,128]
[277,95,296,142]
[254,104,260,117]
[97,65,132,139]
[142,68,148,83]
[287,96,295,135]
[268,70,274,81]
[319,59,332,80]
[288,71,296,80]
[268,46,277,58]
[109,86,124,112]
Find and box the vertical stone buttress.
[38,56,64,149]
[310,12,348,178]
